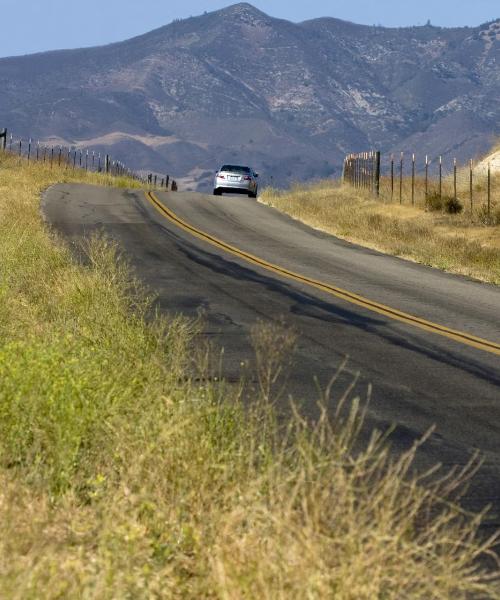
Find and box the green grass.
[0,151,499,598]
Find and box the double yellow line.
[146,191,500,357]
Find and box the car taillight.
[243,176,251,180]
[218,174,225,179]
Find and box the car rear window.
[220,165,251,174]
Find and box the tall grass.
[378,168,500,224]
[0,152,499,597]
[261,178,500,284]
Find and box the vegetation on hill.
[0,152,499,598]
[2,3,500,192]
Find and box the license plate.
[230,176,240,182]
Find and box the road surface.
[43,184,500,524]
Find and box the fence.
[343,150,498,220]
[343,151,381,196]
[0,128,178,191]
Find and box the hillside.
[478,144,500,173]
[1,3,499,190]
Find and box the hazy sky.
[1,0,499,58]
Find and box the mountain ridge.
[1,3,499,190]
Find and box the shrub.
[444,196,464,214]
[425,192,444,211]
[425,194,463,214]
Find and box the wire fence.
[0,128,178,191]
[343,150,499,223]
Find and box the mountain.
[1,3,499,190]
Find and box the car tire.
[213,189,222,196]
[248,191,257,198]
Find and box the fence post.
[399,152,403,204]
[368,152,372,193]
[389,154,393,201]
[425,155,429,202]
[365,153,369,189]
[374,151,381,198]
[439,156,442,201]
[368,152,372,190]
[453,158,457,201]
[105,155,110,173]
[0,128,6,151]
[28,139,31,161]
[411,153,415,206]
[469,159,473,213]
[488,162,491,218]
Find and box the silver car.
[213,164,259,198]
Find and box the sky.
[1,0,499,58]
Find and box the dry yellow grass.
[0,152,499,598]
[261,176,500,284]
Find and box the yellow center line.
[146,191,500,357]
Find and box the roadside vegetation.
[261,172,500,285]
[0,151,499,598]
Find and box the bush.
[444,196,464,214]
[425,192,443,212]
[425,193,463,214]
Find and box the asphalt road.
[43,184,500,523]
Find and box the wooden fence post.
[425,155,429,202]
[439,156,442,201]
[488,162,491,218]
[453,158,457,201]
[411,153,415,205]
[399,152,404,204]
[374,151,381,198]
[0,128,7,151]
[469,159,473,213]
